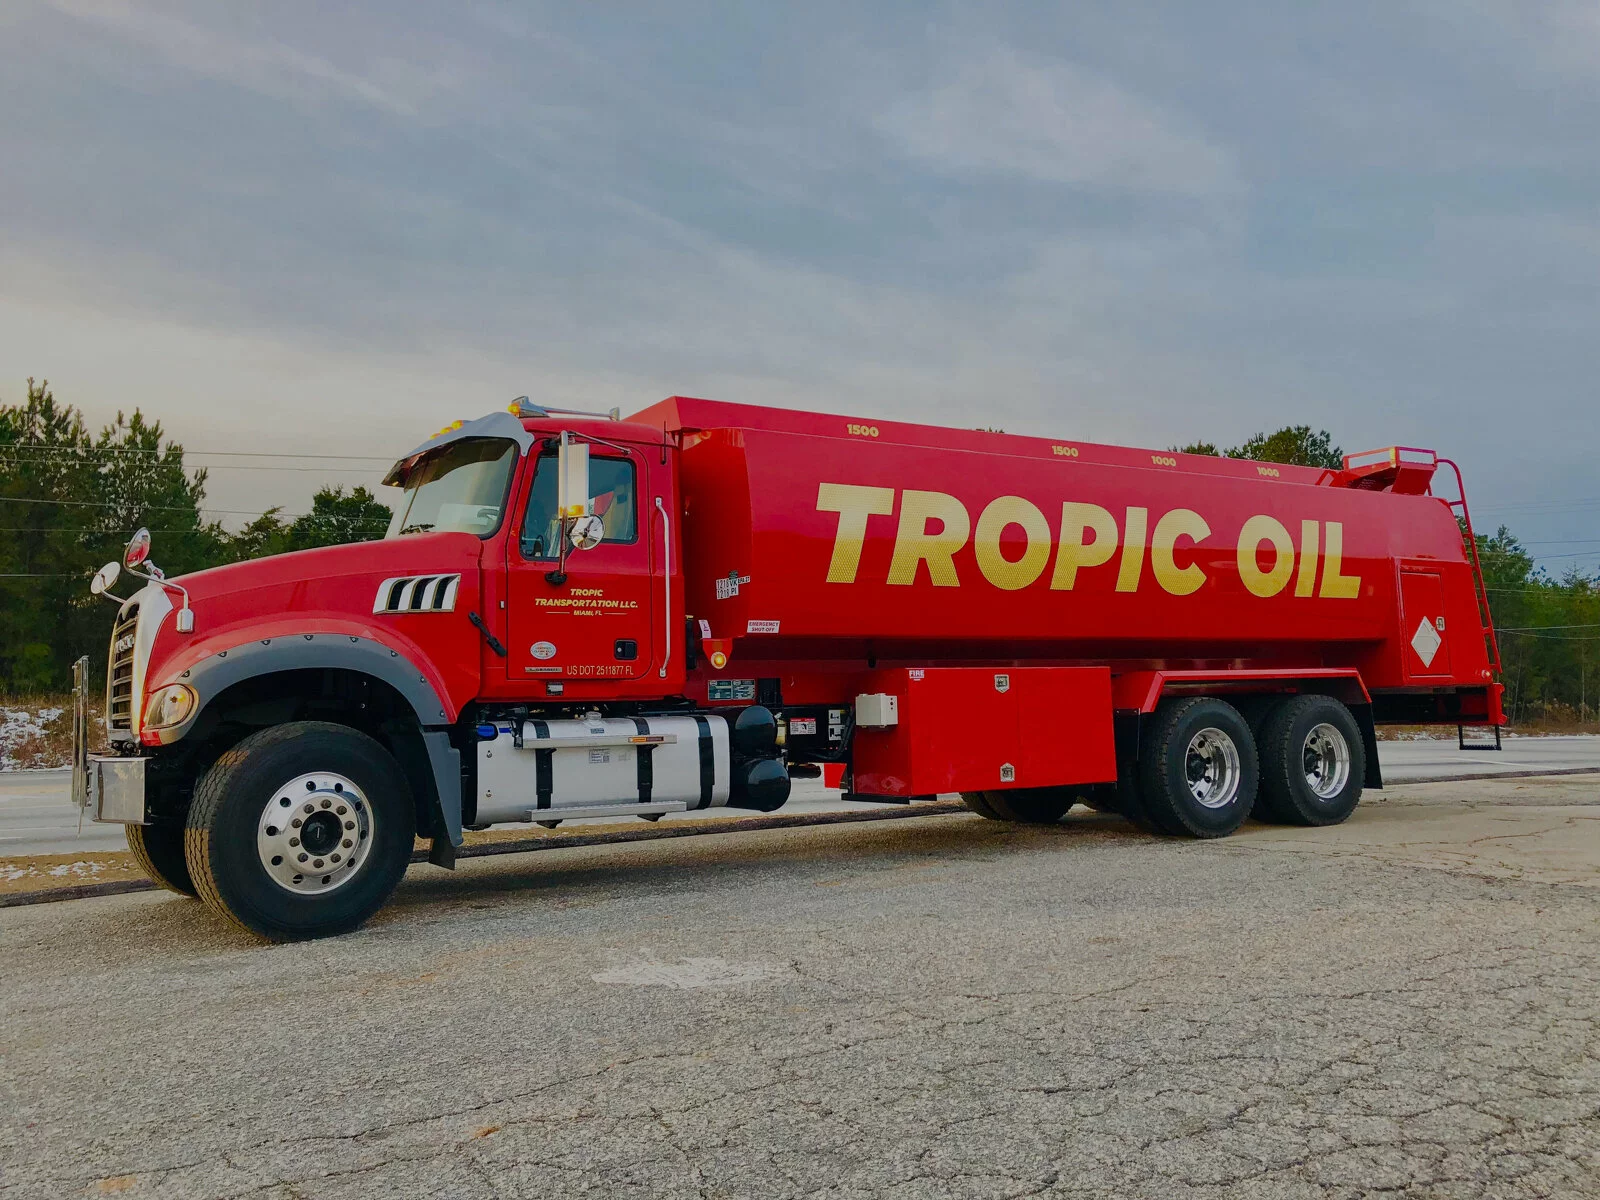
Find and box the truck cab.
[73,400,784,941]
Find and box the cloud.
[3,3,1599,567]
[43,0,454,117]
[875,45,1237,197]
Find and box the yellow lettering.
[974,496,1051,591]
[886,490,970,586]
[1319,521,1361,599]
[1050,502,1118,590]
[1238,515,1295,597]
[816,483,895,583]
[1294,520,1319,597]
[1150,508,1210,596]
[1116,507,1148,593]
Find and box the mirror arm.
[126,567,196,633]
[544,517,571,587]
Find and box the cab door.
[505,445,655,686]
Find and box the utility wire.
[1,446,396,461]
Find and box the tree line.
[1,379,391,691]
[2,381,1595,723]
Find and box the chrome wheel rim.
[257,772,374,895]
[1302,723,1351,800]
[1185,727,1242,809]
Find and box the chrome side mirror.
[89,561,121,597]
[124,527,151,569]
[569,513,605,551]
[556,435,590,521]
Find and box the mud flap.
[421,729,464,868]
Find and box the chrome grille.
[107,602,140,733]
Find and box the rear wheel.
[185,722,415,941]
[960,790,1002,819]
[1138,697,1258,838]
[127,822,196,897]
[961,786,1074,824]
[1256,695,1365,826]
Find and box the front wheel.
[184,722,415,941]
[127,822,196,896]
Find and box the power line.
[1,445,396,461]
[0,525,390,534]
[1499,623,1600,631]
[0,496,386,518]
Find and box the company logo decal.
[530,641,557,660]
[815,484,1363,600]
[534,587,639,614]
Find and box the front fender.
[145,633,466,849]
[155,632,455,742]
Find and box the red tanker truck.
[72,397,1503,939]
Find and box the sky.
[1,1,1597,571]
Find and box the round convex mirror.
[124,527,152,569]
[569,513,605,551]
[90,561,121,596]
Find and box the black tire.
[127,822,197,897]
[1256,695,1365,826]
[184,722,415,941]
[960,790,1002,819]
[1078,785,1122,815]
[1138,697,1258,838]
[961,786,1073,824]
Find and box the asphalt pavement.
[4,735,1597,857]
[3,772,1597,1198]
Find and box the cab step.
[527,800,690,828]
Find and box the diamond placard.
[1411,617,1443,668]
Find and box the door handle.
[655,496,671,679]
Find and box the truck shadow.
[385,808,1167,916]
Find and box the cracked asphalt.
[3,775,1598,1198]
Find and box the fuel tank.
[631,398,1494,693]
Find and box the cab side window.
[520,455,638,560]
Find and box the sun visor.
[382,411,537,486]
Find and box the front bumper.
[71,656,148,825]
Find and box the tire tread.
[127,822,196,897]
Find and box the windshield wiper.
[400,523,435,534]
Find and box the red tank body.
[633,397,1499,723]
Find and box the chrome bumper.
[71,656,147,825]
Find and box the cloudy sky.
[2,1,1597,568]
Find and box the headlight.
[144,684,197,730]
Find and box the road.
[2,772,1597,1198]
[4,735,1598,857]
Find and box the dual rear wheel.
[963,692,1365,838]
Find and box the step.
[523,800,690,824]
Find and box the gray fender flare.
[176,634,463,847]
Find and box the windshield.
[385,438,517,538]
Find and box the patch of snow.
[1,704,68,771]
